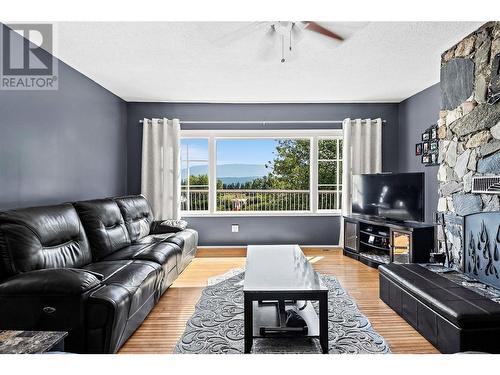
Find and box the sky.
[181,138,279,165]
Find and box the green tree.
[182,174,208,187]
[266,138,342,194]
[267,139,310,190]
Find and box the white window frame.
[317,136,343,212]
[180,137,210,214]
[181,129,343,217]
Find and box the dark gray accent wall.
[126,102,399,246]
[0,24,128,210]
[187,216,340,246]
[398,84,441,223]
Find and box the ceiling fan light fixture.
[267,21,344,62]
[271,21,293,37]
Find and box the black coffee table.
[243,245,329,353]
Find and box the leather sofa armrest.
[0,268,102,296]
[150,219,187,234]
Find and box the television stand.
[343,214,435,269]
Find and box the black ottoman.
[379,263,500,353]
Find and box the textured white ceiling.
[51,21,484,102]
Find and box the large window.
[180,130,342,215]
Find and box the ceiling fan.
[266,21,344,62]
[215,21,345,63]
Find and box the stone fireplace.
[437,21,500,269]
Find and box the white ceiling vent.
[472,176,500,194]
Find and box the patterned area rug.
[174,269,390,354]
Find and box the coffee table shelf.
[252,300,319,337]
[243,245,328,354]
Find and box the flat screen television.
[352,173,425,222]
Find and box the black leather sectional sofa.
[379,263,500,353]
[0,195,198,353]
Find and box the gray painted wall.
[126,102,399,246]
[0,24,128,210]
[187,215,341,247]
[398,84,441,223]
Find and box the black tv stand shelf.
[359,241,390,252]
[359,230,389,238]
[343,214,435,269]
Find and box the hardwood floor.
[119,247,438,354]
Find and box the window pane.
[216,139,272,189]
[216,139,310,211]
[318,138,342,211]
[181,138,208,161]
[319,139,337,160]
[318,190,338,210]
[181,139,209,211]
[318,160,337,185]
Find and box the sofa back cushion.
[74,199,131,261]
[114,195,154,242]
[0,204,91,278]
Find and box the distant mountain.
[181,164,269,179]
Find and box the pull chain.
[281,35,285,63]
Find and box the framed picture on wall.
[415,143,422,155]
[430,140,438,151]
[422,131,430,141]
[423,141,429,154]
[422,155,430,164]
[431,127,437,140]
[431,153,437,164]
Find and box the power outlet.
[231,224,239,233]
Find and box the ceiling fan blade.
[303,21,344,42]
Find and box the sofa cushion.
[379,263,500,329]
[74,199,131,261]
[138,230,198,274]
[86,259,160,314]
[104,260,160,315]
[102,242,179,273]
[83,260,132,282]
[0,204,92,278]
[114,196,154,242]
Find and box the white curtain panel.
[340,118,382,244]
[141,118,181,220]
